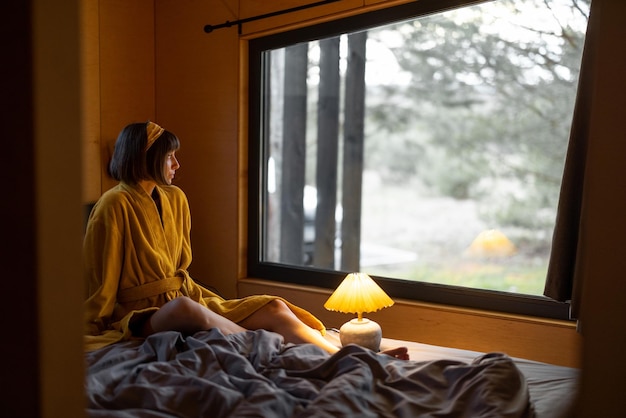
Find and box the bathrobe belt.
[117,276,185,303]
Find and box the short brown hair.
[109,122,180,185]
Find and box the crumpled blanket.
[85,329,534,417]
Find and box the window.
[248,0,590,319]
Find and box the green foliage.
[365,0,589,232]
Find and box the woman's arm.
[83,202,124,334]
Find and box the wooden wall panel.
[239,0,362,35]
[81,0,102,203]
[98,0,157,193]
[34,0,85,416]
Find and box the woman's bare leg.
[143,296,246,336]
[240,300,409,359]
[144,297,408,359]
[240,300,409,358]
[239,299,340,353]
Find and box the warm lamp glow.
[324,272,394,319]
[324,273,394,351]
[465,229,516,258]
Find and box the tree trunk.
[314,37,341,269]
[280,43,308,264]
[341,31,367,271]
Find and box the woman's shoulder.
[96,184,134,206]
[91,183,146,217]
[159,184,188,202]
[86,185,131,229]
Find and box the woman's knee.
[261,299,295,318]
[239,299,295,331]
[155,297,207,331]
[163,296,198,316]
[264,299,302,325]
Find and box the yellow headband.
[146,121,165,150]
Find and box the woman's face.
[163,150,180,185]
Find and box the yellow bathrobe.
[84,182,324,352]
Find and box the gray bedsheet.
[86,329,534,417]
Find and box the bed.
[85,328,579,417]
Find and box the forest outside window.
[248,0,590,319]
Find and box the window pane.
[259,0,589,297]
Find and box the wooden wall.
[3,0,84,416]
[82,0,157,201]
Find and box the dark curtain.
[543,1,598,321]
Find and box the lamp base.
[339,318,382,352]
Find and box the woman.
[84,121,408,359]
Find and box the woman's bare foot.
[380,346,410,360]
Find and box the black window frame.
[247,0,573,320]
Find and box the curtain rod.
[204,0,341,34]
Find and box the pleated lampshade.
[324,272,394,318]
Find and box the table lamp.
[323,272,394,352]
